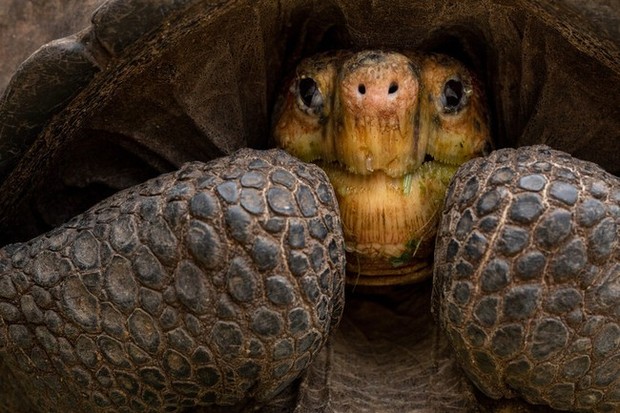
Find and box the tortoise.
[0,1,619,412]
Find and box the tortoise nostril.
[388,82,398,94]
[358,84,366,95]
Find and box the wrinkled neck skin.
[273,50,491,286]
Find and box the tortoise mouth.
[314,156,458,285]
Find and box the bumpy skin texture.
[435,146,619,412]
[0,148,345,413]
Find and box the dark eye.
[441,78,466,113]
[298,77,323,110]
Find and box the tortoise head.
[273,50,490,286]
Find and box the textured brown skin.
[0,1,619,413]
[0,149,346,412]
[435,146,619,412]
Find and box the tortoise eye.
[298,77,323,111]
[441,78,467,113]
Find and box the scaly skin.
[0,149,345,413]
[273,50,491,285]
[435,146,619,412]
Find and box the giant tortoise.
[0,1,619,412]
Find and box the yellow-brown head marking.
[273,51,491,285]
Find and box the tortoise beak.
[334,51,425,177]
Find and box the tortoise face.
[273,51,491,285]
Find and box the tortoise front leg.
[435,145,619,412]
[0,148,345,413]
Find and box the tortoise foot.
[435,145,619,412]
[0,148,345,412]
